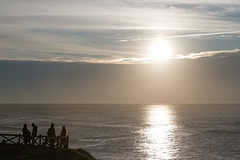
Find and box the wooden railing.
[0,133,69,150]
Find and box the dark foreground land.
[0,144,96,160]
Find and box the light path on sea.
[137,105,178,159]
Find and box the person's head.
[51,123,54,128]
[23,124,27,128]
[62,126,65,130]
[32,123,35,127]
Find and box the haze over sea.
[1,104,240,160]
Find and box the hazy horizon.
[1,57,240,104]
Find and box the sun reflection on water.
[140,105,177,160]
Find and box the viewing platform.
[0,133,69,151]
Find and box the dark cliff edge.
[0,144,96,160]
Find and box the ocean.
[0,104,240,160]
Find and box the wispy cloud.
[1,0,240,63]
[1,48,240,64]
[1,0,240,30]
[178,49,240,59]
[115,49,240,64]
[118,31,240,42]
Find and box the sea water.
[0,104,240,160]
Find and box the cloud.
[117,49,240,63]
[1,0,240,63]
[1,0,240,31]
[177,49,240,59]
[1,48,240,64]
[118,31,240,42]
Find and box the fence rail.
[0,133,69,150]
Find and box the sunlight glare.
[141,105,177,159]
[148,40,172,61]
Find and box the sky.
[0,0,240,103]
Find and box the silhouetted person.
[22,124,31,145]
[31,123,38,145]
[47,123,56,148]
[60,126,68,148]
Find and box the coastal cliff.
[0,145,96,160]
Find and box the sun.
[148,39,172,61]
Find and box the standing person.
[22,124,31,145]
[47,123,56,148]
[60,126,68,148]
[31,123,38,145]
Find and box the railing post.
[39,134,42,146]
[56,136,59,149]
[18,134,21,144]
[66,135,69,149]
[17,134,21,152]
[44,136,47,148]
